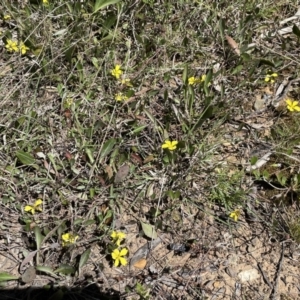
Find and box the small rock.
[238,268,260,282]
[226,267,237,278]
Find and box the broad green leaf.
[54,264,76,275]
[16,150,35,166]
[140,221,157,239]
[219,18,226,39]
[79,248,91,270]
[263,170,270,179]
[0,272,19,282]
[34,226,45,250]
[241,53,251,61]
[204,69,213,95]
[250,156,258,166]
[36,265,59,278]
[100,138,117,159]
[182,64,188,84]
[231,65,243,75]
[131,125,147,134]
[85,148,94,164]
[83,219,96,226]
[94,0,121,13]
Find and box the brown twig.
[270,243,285,300]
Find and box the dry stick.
[257,263,273,289]
[270,243,285,300]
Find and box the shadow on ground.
[0,284,120,300]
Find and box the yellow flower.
[200,74,206,82]
[286,99,300,112]
[188,76,207,85]
[111,231,126,246]
[64,98,73,108]
[264,72,278,83]
[162,140,178,151]
[24,199,43,214]
[19,42,29,55]
[5,39,18,52]
[115,92,128,101]
[120,78,133,87]
[61,233,79,247]
[111,248,128,267]
[111,65,123,79]
[229,209,240,222]
[43,0,49,5]
[188,76,197,85]
[3,15,11,21]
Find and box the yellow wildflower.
[115,92,128,101]
[229,209,240,222]
[120,78,133,87]
[61,233,79,247]
[264,72,278,83]
[111,248,128,267]
[188,76,197,85]
[43,0,49,5]
[111,65,123,79]
[19,42,29,55]
[188,76,206,85]
[200,74,207,82]
[286,99,300,112]
[5,39,18,52]
[25,199,43,214]
[3,15,11,21]
[111,231,126,246]
[162,140,178,151]
[64,98,73,108]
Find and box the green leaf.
[131,125,147,134]
[140,221,157,239]
[34,226,45,250]
[0,272,19,282]
[182,64,188,84]
[250,156,258,165]
[100,138,117,159]
[192,105,214,132]
[36,265,59,278]
[204,69,213,95]
[16,150,35,166]
[292,24,300,38]
[85,148,94,164]
[94,0,121,13]
[79,248,91,270]
[219,18,226,39]
[231,65,243,75]
[263,170,270,179]
[54,264,76,275]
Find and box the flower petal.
[119,257,127,266]
[114,258,120,267]
[120,248,128,256]
[62,233,70,242]
[111,249,119,259]
[24,205,34,213]
[117,232,126,239]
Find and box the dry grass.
[1,1,300,299]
